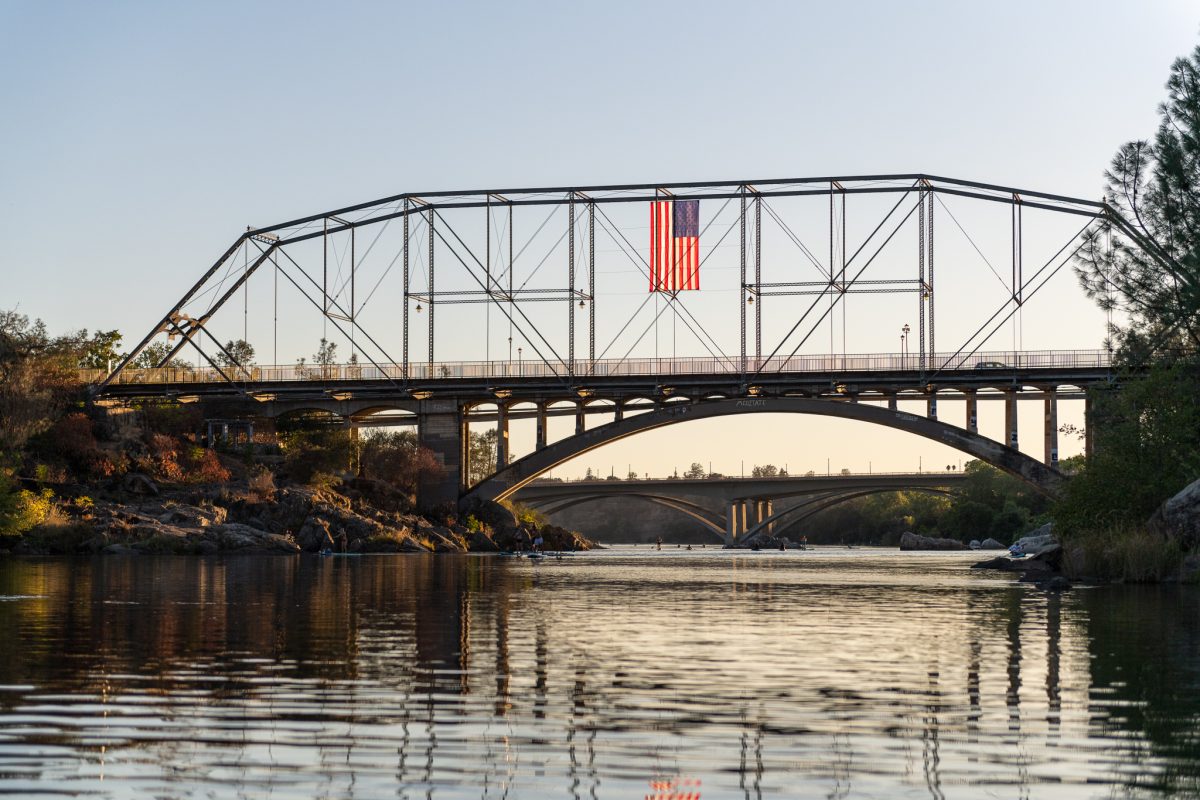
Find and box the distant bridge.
[88,174,1155,509]
[513,472,966,545]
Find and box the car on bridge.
[973,361,1009,370]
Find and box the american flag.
[650,199,700,292]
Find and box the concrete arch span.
[738,487,956,547]
[529,492,726,539]
[462,397,1064,507]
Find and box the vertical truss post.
[568,194,576,379]
[428,206,435,372]
[754,193,762,363]
[508,201,514,340]
[829,183,835,357]
[350,224,356,357]
[740,187,747,376]
[402,199,409,381]
[839,186,846,366]
[588,200,595,373]
[918,187,927,378]
[927,187,934,368]
[485,195,491,367]
[322,217,329,315]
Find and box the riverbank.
[1,470,593,557]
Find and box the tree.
[75,329,123,370]
[131,341,191,370]
[314,338,338,365]
[216,339,255,369]
[626,469,638,480]
[1057,42,1200,534]
[1074,45,1200,355]
[684,462,706,479]
[314,337,338,378]
[0,310,85,454]
[466,428,497,485]
[359,430,443,493]
[751,464,779,478]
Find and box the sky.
[1,1,1196,479]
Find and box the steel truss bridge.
[91,174,1154,510]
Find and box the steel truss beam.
[97,173,1163,393]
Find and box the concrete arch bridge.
[513,472,964,546]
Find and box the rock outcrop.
[1149,476,1200,550]
[899,531,967,551]
[1009,523,1057,556]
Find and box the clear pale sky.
[1,1,1196,478]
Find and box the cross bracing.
[97,174,1159,397]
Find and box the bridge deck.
[92,349,1111,400]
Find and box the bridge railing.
[93,349,1112,385]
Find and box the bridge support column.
[496,404,509,471]
[887,394,897,412]
[725,499,743,547]
[927,394,938,422]
[535,403,548,451]
[614,403,624,422]
[1005,390,1018,450]
[965,390,978,434]
[575,403,586,436]
[764,499,774,534]
[1043,390,1058,468]
[1084,390,1094,459]
[418,402,465,511]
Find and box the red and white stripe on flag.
[650,200,700,292]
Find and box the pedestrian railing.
[93,349,1113,386]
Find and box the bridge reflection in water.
[1,553,1197,798]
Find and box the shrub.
[307,471,341,493]
[506,502,546,527]
[278,414,352,483]
[0,481,53,537]
[464,514,484,533]
[359,430,445,493]
[1061,524,1185,583]
[140,434,230,485]
[247,467,276,502]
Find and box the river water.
[1,548,1198,799]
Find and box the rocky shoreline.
[2,473,593,557]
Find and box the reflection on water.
[0,550,1198,798]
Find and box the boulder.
[121,472,159,496]
[899,531,967,551]
[980,538,1006,550]
[1010,523,1056,555]
[296,517,335,552]
[157,503,227,528]
[1149,476,1200,551]
[212,523,299,553]
[971,555,1017,571]
[469,530,500,552]
[460,497,520,537]
[969,539,982,550]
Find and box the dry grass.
[1062,524,1185,583]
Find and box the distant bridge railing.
[89,348,1112,387]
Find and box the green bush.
[0,471,53,537]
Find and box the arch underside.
[463,397,1064,507]
[527,486,958,545]
[738,487,955,546]
[529,493,727,538]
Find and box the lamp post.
[901,323,910,367]
[517,346,523,376]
